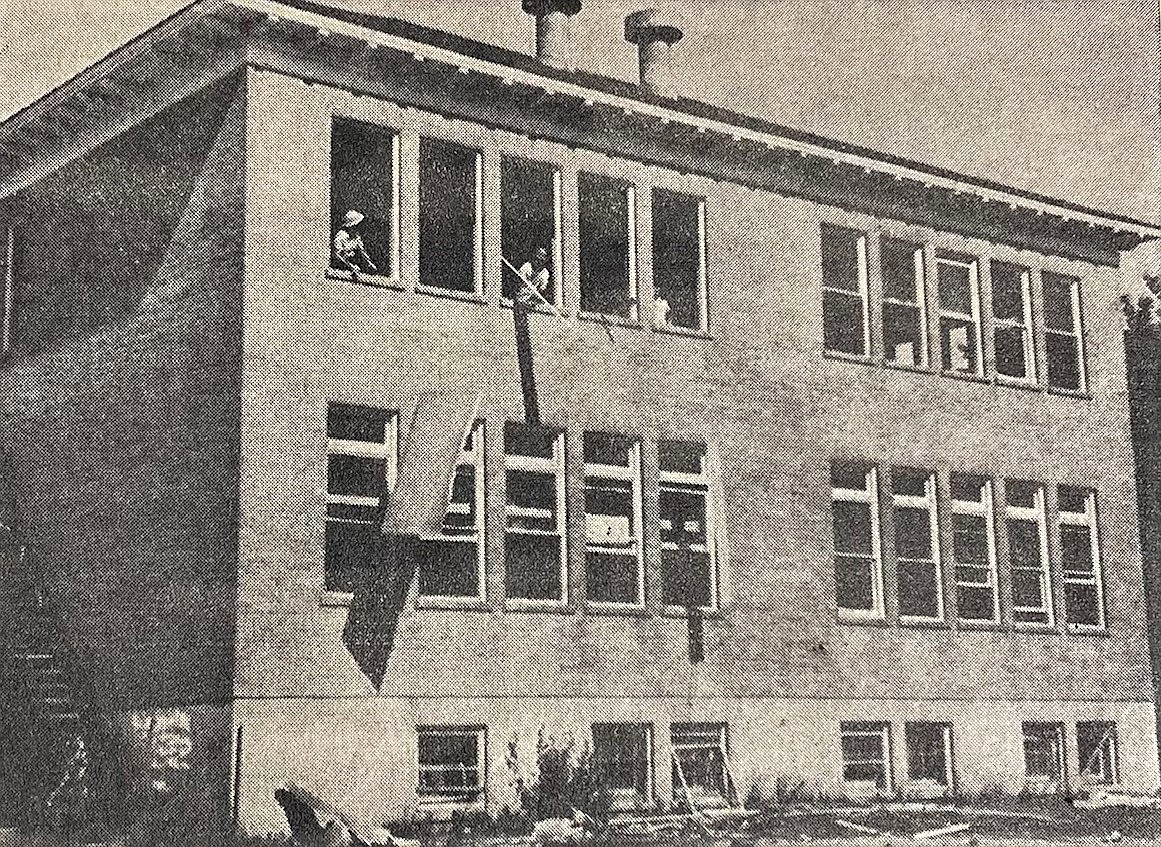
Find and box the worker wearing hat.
[515,246,551,306]
[333,210,378,276]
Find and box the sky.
[1,0,1159,225]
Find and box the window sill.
[899,616,951,630]
[500,297,565,317]
[1047,386,1092,400]
[319,589,354,608]
[822,350,877,367]
[883,360,930,374]
[415,596,493,612]
[652,322,712,340]
[662,604,723,620]
[326,269,403,289]
[941,368,989,384]
[1066,624,1109,637]
[836,611,888,626]
[416,284,488,305]
[956,618,1003,631]
[504,598,576,614]
[1012,622,1060,634]
[996,374,1042,393]
[417,794,485,808]
[584,601,650,618]
[577,312,641,329]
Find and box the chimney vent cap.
[624,9,683,45]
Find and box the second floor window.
[579,173,636,319]
[991,262,1035,382]
[1059,487,1103,628]
[501,156,561,305]
[820,224,869,356]
[330,118,398,279]
[505,423,567,602]
[881,237,926,366]
[1043,272,1085,391]
[419,138,482,294]
[831,463,882,617]
[892,469,942,621]
[418,421,485,599]
[584,432,643,604]
[1,220,12,356]
[937,255,982,375]
[652,189,707,331]
[1006,481,1051,625]
[659,441,716,609]
[950,474,998,623]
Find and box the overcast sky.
[2,0,1159,224]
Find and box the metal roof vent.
[523,0,582,69]
[624,9,683,95]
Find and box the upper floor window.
[950,474,998,623]
[324,404,396,593]
[1006,481,1051,626]
[659,440,716,609]
[892,469,942,621]
[419,138,482,294]
[330,118,398,279]
[937,255,982,375]
[881,237,926,367]
[1,220,12,356]
[652,189,707,331]
[417,725,485,801]
[1059,486,1103,628]
[417,421,485,599]
[991,262,1035,382]
[501,157,561,306]
[1043,272,1085,391]
[820,224,869,356]
[583,432,643,604]
[504,423,566,603]
[831,462,882,617]
[579,173,636,319]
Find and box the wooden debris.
[914,823,970,840]
[835,819,880,834]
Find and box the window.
[1023,722,1065,786]
[501,157,561,305]
[1,220,12,355]
[1059,487,1103,628]
[881,237,926,366]
[592,723,652,802]
[831,463,883,617]
[505,423,566,602]
[1043,272,1085,391]
[892,469,942,620]
[660,441,716,609]
[905,723,953,787]
[417,726,485,800]
[579,173,636,318]
[417,421,485,599]
[325,404,396,593]
[840,722,891,790]
[1077,722,1118,785]
[671,723,729,805]
[991,262,1035,381]
[652,189,707,331]
[821,224,869,355]
[951,474,998,622]
[1006,481,1051,625]
[330,118,398,278]
[419,138,482,293]
[937,256,982,375]
[584,433,643,604]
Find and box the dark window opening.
[937,257,979,374]
[417,726,484,797]
[584,432,641,604]
[672,724,728,804]
[661,441,713,608]
[592,723,651,799]
[420,138,479,293]
[1023,722,1065,786]
[841,722,891,789]
[579,173,633,318]
[831,463,879,614]
[1044,272,1083,390]
[821,224,867,355]
[906,723,952,786]
[652,189,705,330]
[882,238,924,366]
[501,157,557,303]
[505,422,565,602]
[992,262,1032,380]
[330,118,395,277]
[418,422,483,598]
[1077,722,1117,785]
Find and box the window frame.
[418,137,484,296]
[951,476,999,624]
[1,221,12,356]
[991,261,1036,384]
[499,155,564,309]
[416,725,486,803]
[820,224,870,357]
[583,434,645,607]
[659,440,718,611]
[880,236,928,368]
[1059,487,1105,630]
[651,188,708,332]
[1042,272,1087,392]
[904,722,954,789]
[671,722,730,806]
[936,255,983,376]
[1006,482,1053,628]
[1077,721,1119,786]
[892,469,944,623]
[328,118,401,282]
[504,423,568,605]
[1022,721,1066,786]
[591,722,654,805]
[578,173,639,321]
[840,721,893,793]
[832,464,884,620]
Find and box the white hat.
[342,210,365,228]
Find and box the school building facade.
[0,0,1160,834]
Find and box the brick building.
[1,0,1160,834]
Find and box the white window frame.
[881,237,927,367]
[952,477,999,623]
[832,465,884,620]
[671,722,729,804]
[504,426,567,605]
[416,725,486,803]
[1059,488,1104,630]
[421,420,486,601]
[650,190,708,332]
[418,139,484,296]
[904,722,954,788]
[893,470,943,622]
[329,120,401,282]
[1,223,12,356]
[992,262,1036,384]
[840,721,893,793]
[499,156,564,309]
[936,256,983,376]
[592,722,654,804]
[660,441,718,611]
[821,225,870,356]
[1077,721,1119,786]
[584,436,645,606]
[1022,722,1065,785]
[1044,272,1087,391]
[1007,483,1053,627]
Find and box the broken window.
[505,423,566,602]
[893,469,942,620]
[671,723,728,805]
[951,474,998,623]
[325,404,396,593]
[501,157,561,304]
[1023,722,1065,786]
[417,421,485,599]
[1077,722,1118,785]
[821,224,869,356]
[660,441,715,609]
[592,723,652,801]
[579,173,636,318]
[992,262,1035,381]
[419,138,482,294]
[652,189,706,331]
[831,463,882,617]
[841,722,891,790]
[1043,272,1085,391]
[1007,481,1051,625]
[1059,487,1103,628]
[584,433,643,604]
[905,723,952,786]
[937,256,981,375]
[881,237,926,366]
[330,118,398,278]
[417,726,485,799]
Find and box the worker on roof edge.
[334,210,378,276]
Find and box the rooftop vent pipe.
[624,9,683,95]
[523,0,582,69]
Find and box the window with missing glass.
[1023,722,1065,786]
[892,469,942,621]
[504,423,566,602]
[821,224,869,356]
[592,723,652,802]
[652,188,707,331]
[881,237,926,367]
[1006,481,1051,626]
[831,463,883,617]
[417,726,485,800]
[417,421,485,599]
[660,440,716,609]
[1077,722,1118,785]
[905,723,953,787]
[579,173,636,318]
[501,156,561,304]
[1059,486,1103,628]
[951,474,998,623]
[841,722,892,790]
[419,138,482,294]
[1043,272,1085,391]
[330,118,399,278]
[991,261,1035,382]
[937,256,982,375]
[671,723,729,804]
[584,433,643,604]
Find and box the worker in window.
[515,246,550,306]
[334,210,378,276]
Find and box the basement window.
[821,224,869,356]
[660,441,716,609]
[417,726,485,801]
[937,256,982,375]
[992,262,1035,382]
[671,723,729,806]
[905,723,953,787]
[579,173,637,319]
[1059,487,1104,629]
[892,469,942,621]
[505,423,567,602]
[831,463,883,618]
[1043,272,1085,391]
[1077,722,1118,785]
[1023,722,1065,786]
[951,474,998,623]
[1006,481,1052,626]
[324,404,396,593]
[419,138,483,294]
[584,433,643,605]
[592,723,652,804]
[501,157,561,305]
[330,118,398,279]
[417,421,485,599]
[652,189,707,331]
[841,722,892,791]
[881,238,926,367]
